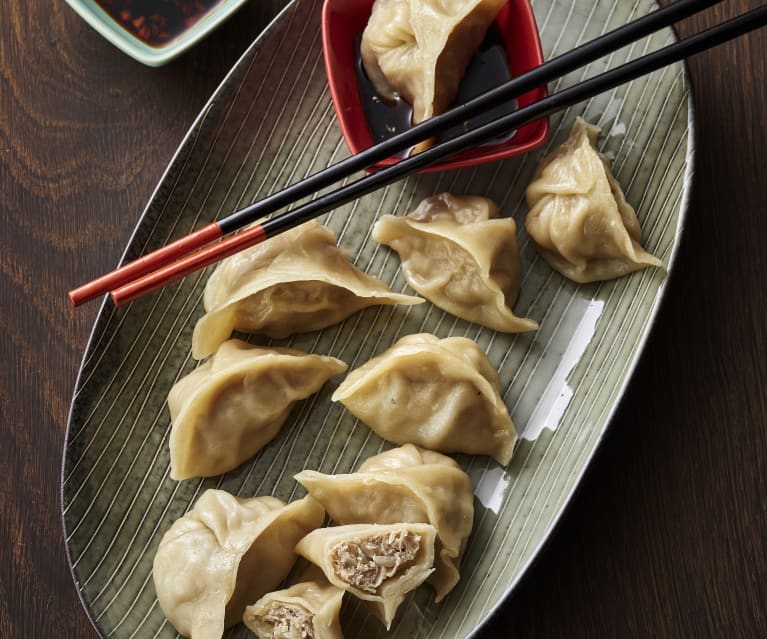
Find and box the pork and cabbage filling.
[330,530,421,593]
[254,602,315,639]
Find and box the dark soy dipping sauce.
[96,0,222,47]
[355,25,517,157]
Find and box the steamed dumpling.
[332,333,517,464]
[525,118,663,283]
[168,339,347,480]
[295,444,474,601]
[296,523,437,629]
[242,569,345,639]
[153,490,324,639]
[373,193,538,332]
[361,0,505,124]
[192,221,422,359]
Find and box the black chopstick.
[109,2,767,306]
[69,0,723,306]
[221,0,724,232]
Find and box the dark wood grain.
[1,1,765,638]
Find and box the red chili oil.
[96,0,222,47]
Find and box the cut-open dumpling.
[153,491,324,639]
[168,339,347,480]
[296,523,437,629]
[332,334,517,464]
[373,193,538,332]
[525,117,663,283]
[361,0,505,126]
[192,221,422,359]
[242,568,345,639]
[295,444,474,601]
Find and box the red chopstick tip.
[67,223,225,309]
[109,289,128,307]
[68,282,103,307]
[109,223,268,306]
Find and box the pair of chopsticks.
[69,0,767,308]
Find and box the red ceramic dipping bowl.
[321,0,549,173]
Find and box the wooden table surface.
[1,0,765,637]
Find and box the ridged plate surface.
[63,0,693,636]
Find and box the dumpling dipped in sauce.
[361,0,506,134]
[525,117,663,283]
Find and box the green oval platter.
[62,0,694,636]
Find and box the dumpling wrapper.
[332,333,517,464]
[168,339,347,480]
[525,117,663,283]
[153,491,325,639]
[361,0,505,126]
[295,522,437,629]
[373,193,538,332]
[242,569,345,639]
[295,444,474,601]
[192,221,422,359]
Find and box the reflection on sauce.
[96,0,222,47]
[355,24,518,157]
